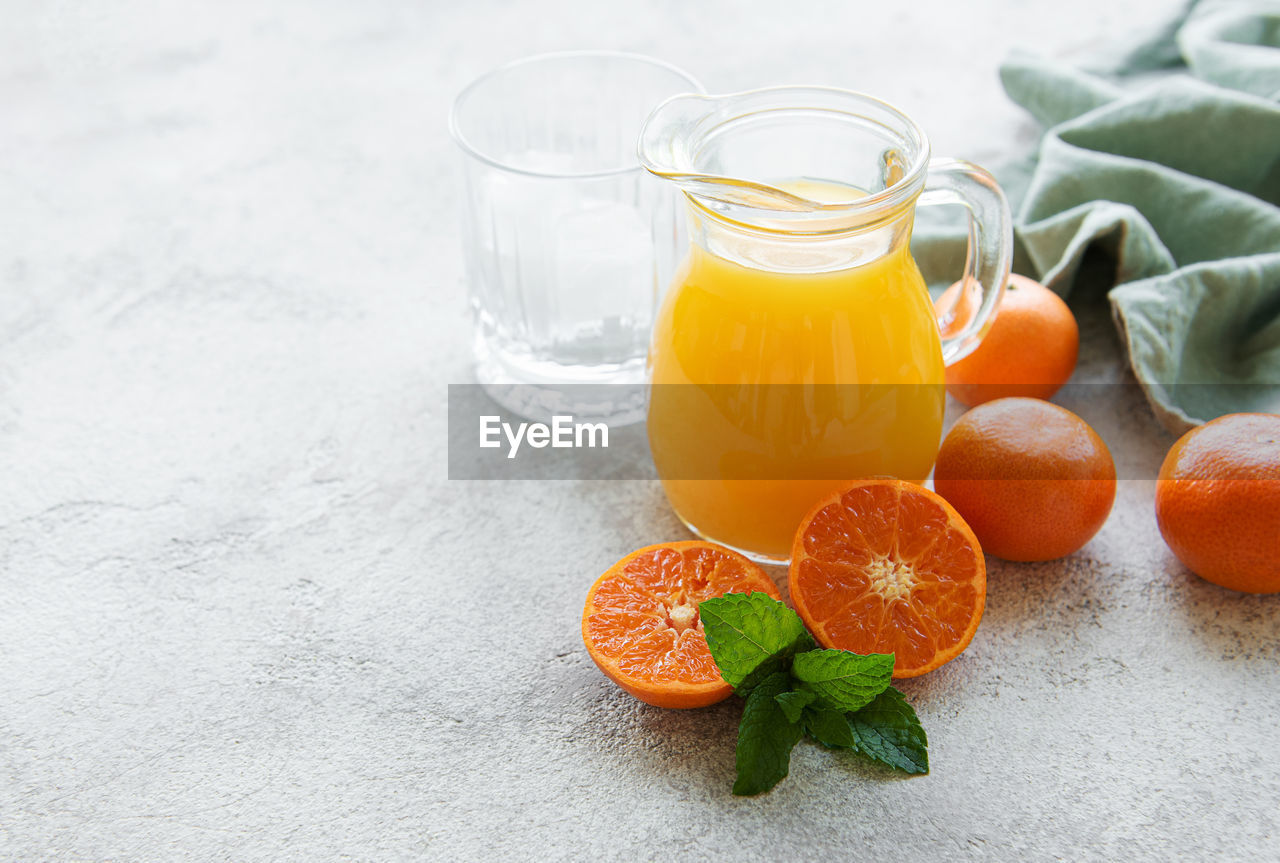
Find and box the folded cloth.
[927,0,1280,433]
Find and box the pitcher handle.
[918,158,1013,365]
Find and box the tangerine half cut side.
[582,541,781,708]
[788,479,987,678]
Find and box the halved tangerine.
[788,479,986,678]
[582,541,781,708]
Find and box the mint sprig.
[699,592,814,691]
[802,706,858,749]
[733,672,803,796]
[792,649,894,713]
[699,592,930,795]
[772,689,816,724]
[846,687,929,774]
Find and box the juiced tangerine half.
[789,479,986,678]
[582,541,780,708]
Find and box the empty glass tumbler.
[450,52,701,424]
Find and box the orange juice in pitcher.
[639,88,1013,562]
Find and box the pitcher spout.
[637,86,932,231]
[637,92,712,177]
[639,92,837,213]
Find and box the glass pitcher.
[639,87,1012,563]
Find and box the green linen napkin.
[922,0,1280,433]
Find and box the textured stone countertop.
[3,1,1277,860]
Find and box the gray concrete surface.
[3,1,1277,860]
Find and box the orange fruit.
[933,398,1116,561]
[1155,413,1280,594]
[581,541,781,708]
[788,479,986,678]
[937,274,1079,407]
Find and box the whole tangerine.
[1155,413,1280,594]
[933,398,1116,561]
[937,274,1079,407]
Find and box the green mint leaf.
[847,687,929,774]
[802,707,857,750]
[773,689,816,724]
[733,671,803,796]
[699,593,815,693]
[791,649,894,713]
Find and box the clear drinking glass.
[450,52,702,424]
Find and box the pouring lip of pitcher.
[638,85,932,235]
